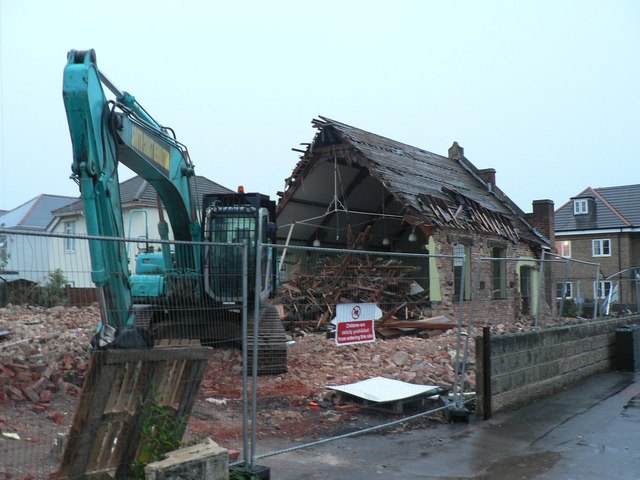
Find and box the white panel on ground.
[326,376,441,403]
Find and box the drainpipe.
[618,228,623,305]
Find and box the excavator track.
[247,305,288,375]
[145,303,288,375]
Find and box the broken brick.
[21,386,40,403]
[7,386,25,401]
[48,412,66,425]
[39,389,52,403]
[15,371,33,384]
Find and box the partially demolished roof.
[277,116,548,247]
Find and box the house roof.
[277,116,547,247]
[54,175,233,216]
[555,184,640,232]
[0,195,76,230]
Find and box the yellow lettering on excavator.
[131,124,170,171]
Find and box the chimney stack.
[527,199,555,246]
[478,168,496,190]
[448,141,464,160]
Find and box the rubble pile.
[0,302,480,453]
[0,304,479,411]
[0,305,97,406]
[201,329,477,401]
[274,253,430,330]
[189,328,476,443]
[285,329,475,392]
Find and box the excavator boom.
[62,49,200,340]
[62,49,287,374]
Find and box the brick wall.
[556,233,639,308]
[431,231,546,324]
[475,315,639,417]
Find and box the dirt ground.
[0,304,488,478]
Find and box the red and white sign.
[334,303,376,346]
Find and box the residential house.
[0,194,76,283]
[276,117,553,322]
[555,184,640,313]
[50,175,232,289]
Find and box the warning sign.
[334,303,377,346]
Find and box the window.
[556,282,573,299]
[573,199,589,215]
[491,246,507,299]
[452,243,470,301]
[555,240,571,258]
[592,239,611,257]
[64,221,76,252]
[594,280,612,299]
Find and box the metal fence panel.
[0,230,252,478]
[0,229,475,476]
[250,244,472,461]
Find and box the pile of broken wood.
[274,246,458,338]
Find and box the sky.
[0,0,638,215]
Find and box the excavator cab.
[202,191,276,304]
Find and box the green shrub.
[129,400,186,479]
[37,268,68,307]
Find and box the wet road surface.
[261,371,640,479]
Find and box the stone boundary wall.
[475,315,640,418]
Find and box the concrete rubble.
[144,438,229,480]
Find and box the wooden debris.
[274,251,431,335]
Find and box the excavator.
[62,49,286,374]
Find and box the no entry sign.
[334,303,376,346]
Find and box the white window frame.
[556,282,573,299]
[64,221,76,253]
[594,280,612,299]
[555,240,571,258]
[592,239,611,257]
[573,199,589,215]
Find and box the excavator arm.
[62,49,201,343]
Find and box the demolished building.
[276,117,554,323]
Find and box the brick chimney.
[448,141,464,160]
[478,168,496,190]
[526,199,555,245]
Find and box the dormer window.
[573,199,589,215]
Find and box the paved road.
[260,371,640,479]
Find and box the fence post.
[482,326,492,420]
[594,264,601,320]
[241,241,249,466]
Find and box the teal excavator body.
[62,50,286,373]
